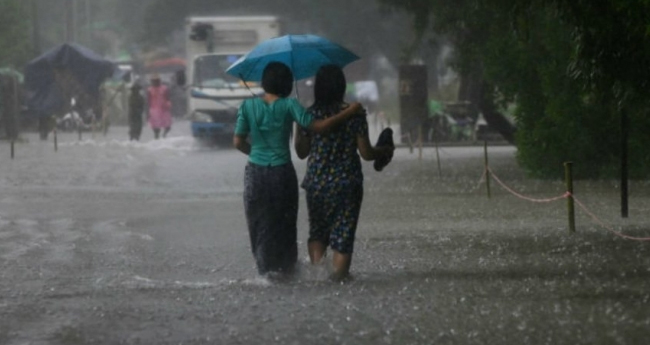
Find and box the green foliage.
[546,0,650,98]
[382,0,650,179]
[0,1,33,69]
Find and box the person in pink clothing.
[146,75,172,139]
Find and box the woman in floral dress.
[295,64,394,281]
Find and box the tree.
[545,0,650,102]
[380,0,650,179]
[0,1,33,69]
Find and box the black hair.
[261,62,293,97]
[313,64,346,107]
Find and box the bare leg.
[308,240,327,264]
[331,250,352,282]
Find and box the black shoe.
[374,127,394,172]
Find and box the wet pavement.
[1,121,649,344]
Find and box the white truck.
[185,16,281,143]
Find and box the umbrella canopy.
[225,34,359,81]
[145,57,186,74]
[24,43,115,115]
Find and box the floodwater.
[1,120,649,344]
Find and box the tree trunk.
[478,81,516,144]
[459,72,516,144]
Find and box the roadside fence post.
[564,161,575,232]
[418,124,423,161]
[54,126,58,152]
[92,116,96,140]
[434,131,442,178]
[484,140,491,199]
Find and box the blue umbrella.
[225,34,359,81]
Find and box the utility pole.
[85,0,91,47]
[73,0,78,42]
[65,0,75,42]
[621,109,629,218]
[31,0,41,54]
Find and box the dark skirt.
[244,162,298,274]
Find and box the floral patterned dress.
[301,103,368,254]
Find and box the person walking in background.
[295,64,394,282]
[170,70,188,119]
[146,75,172,139]
[233,62,362,277]
[127,83,144,141]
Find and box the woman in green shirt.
[233,62,360,276]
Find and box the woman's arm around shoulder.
[308,102,362,134]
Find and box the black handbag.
[373,127,394,171]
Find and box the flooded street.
[1,121,649,344]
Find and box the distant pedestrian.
[0,75,19,140]
[233,62,361,277]
[147,75,172,139]
[295,64,394,282]
[170,70,187,118]
[128,83,144,141]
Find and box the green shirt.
[235,97,313,166]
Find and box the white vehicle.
[185,16,281,142]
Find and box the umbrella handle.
[239,73,257,97]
